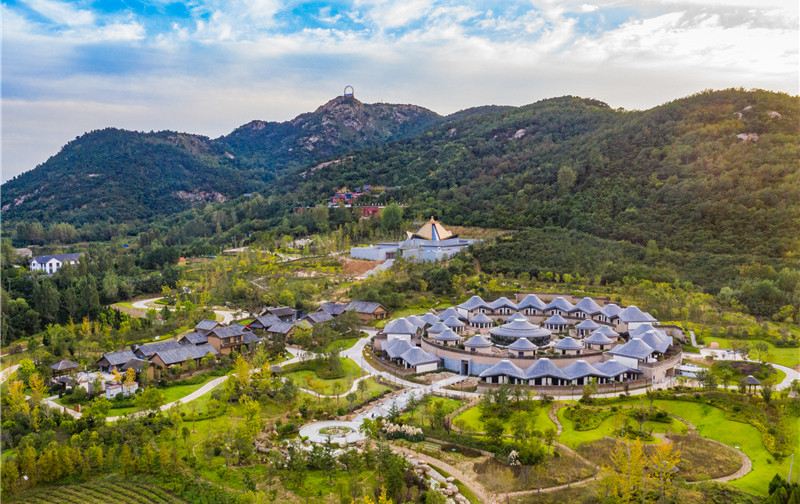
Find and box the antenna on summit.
[343,85,355,99]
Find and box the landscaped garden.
[282,355,365,395]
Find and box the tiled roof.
[210,324,250,339]
[608,338,655,360]
[543,314,570,326]
[384,318,418,335]
[305,311,334,324]
[554,337,583,351]
[433,328,461,342]
[488,297,518,310]
[561,360,602,380]
[267,322,295,334]
[133,340,182,358]
[458,295,490,310]
[195,319,220,331]
[50,359,79,371]
[576,319,601,330]
[346,300,384,313]
[490,319,551,339]
[524,358,566,379]
[152,343,218,366]
[584,331,614,345]
[385,339,413,359]
[99,349,137,367]
[464,334,492,348]
[479,359,525,379]
[469,313,493,324]
[32,253,81,263]
[179,332,208,345]
[443,315,465,328]
[618,306,657,323]
[545,297,574,312]
[400,347,439,366]
[574,297,602,314]
[507,337,537,351]
[517,294,546,310]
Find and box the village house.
[346,300,388,321]
[206,324,262,354]
[29,253,81,274]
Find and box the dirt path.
[548,403,563,435]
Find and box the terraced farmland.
[9,478,188,504]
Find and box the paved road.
[0,364,20,384]
[131,297,250,324]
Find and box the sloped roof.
[384,318,418,335]
[574,297,602,314]
[618,306,657,323]
[584,331,614,346]
[266,306,297,317]
[745,375,761,385]
[443,315,465,328]
[421,313,441,326]
[210,324,250,339]
[479,359,525,379]
[506,313,528,323]
[320,302,348,315]
[267,321,295,335]
[629,323,658,337]
[490,318,551,339]
[400,347,439,366]
[434,328,461,342]
[575,319,601,330]
[385,339,413,359]
[437,307,462,320]
[251,314,281,329]
[517,294,546,310]
[458,295,490,310]
[561,360,602,380]
[600,303,622,318]
[179,332,208,345]
[411,217,455,241]
[405,315,427,329]
[489,297,518,310]
[305,311,334,324]
[469,313,493,324]
[608,338,655,360]
[99,349,137,367]
[595,325,620,338]
[32,253,81,264]
[50,359,79,371]
[508,337,537,351]
[544,314,570,326]
[242,332,263,345]
[195,319,220,331]
[133,340,182,358]
[427,321,448,334]
[524,358,566,379]
[594,359,638,378]
[121,358,149,372]
[634,330,671,353]
[152,343,218,366]
[464,334,493,348]
[347,300,385,314]
[545,297,575,312]
[554,337,583,351]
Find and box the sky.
[1,0,798,181]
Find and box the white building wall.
[416,362,438,373]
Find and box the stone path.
[0,364,20,384]
[548,403,563,435]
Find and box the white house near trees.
[30,253,81,274]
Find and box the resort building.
[351,217,475,263]
[374,292,683,390]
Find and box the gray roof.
[305,311,334,324]
[427,321,448,334]
[584,331,614,346]
[437,307,462,320]
[32,253,81,264]
[469,313,493,325]
[634,330,671,353]
[250,314,281,329]
[267,321,295,335]
[347,300,385,314]
[545,297,574,312]
[121,357,148,372]
[195,319,220,331]
[421,313,441,326]
[405,315,427,329]
[243,332,263,345]
[517,294,546,310]
[745,375,761,385]
[458,295,490,310]
[561,360,602,380]
[600,303,622,318]
[434,328,462,342]
[574,297,602,315]
[51,359,79,371]
[479,359,525,379]
[179,332,209,345]
[320,302,348,315]
[266,306,297,317]
[384,318,418,335]
[544,314,570,326]
[490,319,551,339]
[594,359,638,378]
[595,325,620,338]
[210,324,251,339]
[524,358,566,379]
[99,349,137,367]
[443,315,465,328]
[463,334,493,348]
[133,340,182,358]
[506,313,528,323]
[489,297,518,310]
[554,337,583,351]
[508,337,537,351]
[629,323,658,337]
[385,339,413,359]
[400,347,439,366]
[152,343,218,366]
[575,319,601,330]
[608,338,655,360]
[618,306,657,323]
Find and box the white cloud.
[24,0,95,27]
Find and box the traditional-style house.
[480,360,526,384]
[320,302,348,316]
[507,337,537,358]
[517,294,546,316]
[261,306,298,322]
[266,321,295,340]
[554,337,583,355]
[384,318,419,342]
[149,343,219,379]
[304,310,334,325]
[50,359,79,378]
[206,324,261,354]
[463,334,493,354]
[346,301,388,321]
[30,253,81,274]
[194,320,221,334]
[544,297,574,316]
[573,297,603,319]
[97,349,138,373]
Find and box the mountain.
[0,96,441,228]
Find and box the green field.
[703,336,800,368]
[652,400,794,496]
[7,476,188,503]
[452,403,556,436]
[284,357,365,395]
[323,337,360,353]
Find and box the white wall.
[416,362,438,373]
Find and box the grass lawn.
[452,404,556,436]
[652,399,793,496]
[284,357,365,395]
[399,396,464,426]
[703,336,800,368]
[324,337,360,353]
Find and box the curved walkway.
[697,349,800,390]
[0,364,20,384]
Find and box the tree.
[234,355,251,390]
[752,341,770,362]
[380,203,404,234]
[557,164,577,193]
[16,358,36,385]
[604,439,649,503]
[649,441,681,499]
[29,373,48,406]
[32,279,60,324]
[485,418,505,446]
[357,377,368,399]
[124,367,136,386]
[136,387,165,413]
[6,380,30,417]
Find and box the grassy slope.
[702,336,800,368]
[283,357,365,395]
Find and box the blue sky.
[2,0,798,181]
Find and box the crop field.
[9,478,187,503]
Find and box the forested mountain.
[3,89,798,272]
[0,96,440,228]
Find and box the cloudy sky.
[1,0,798,181]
